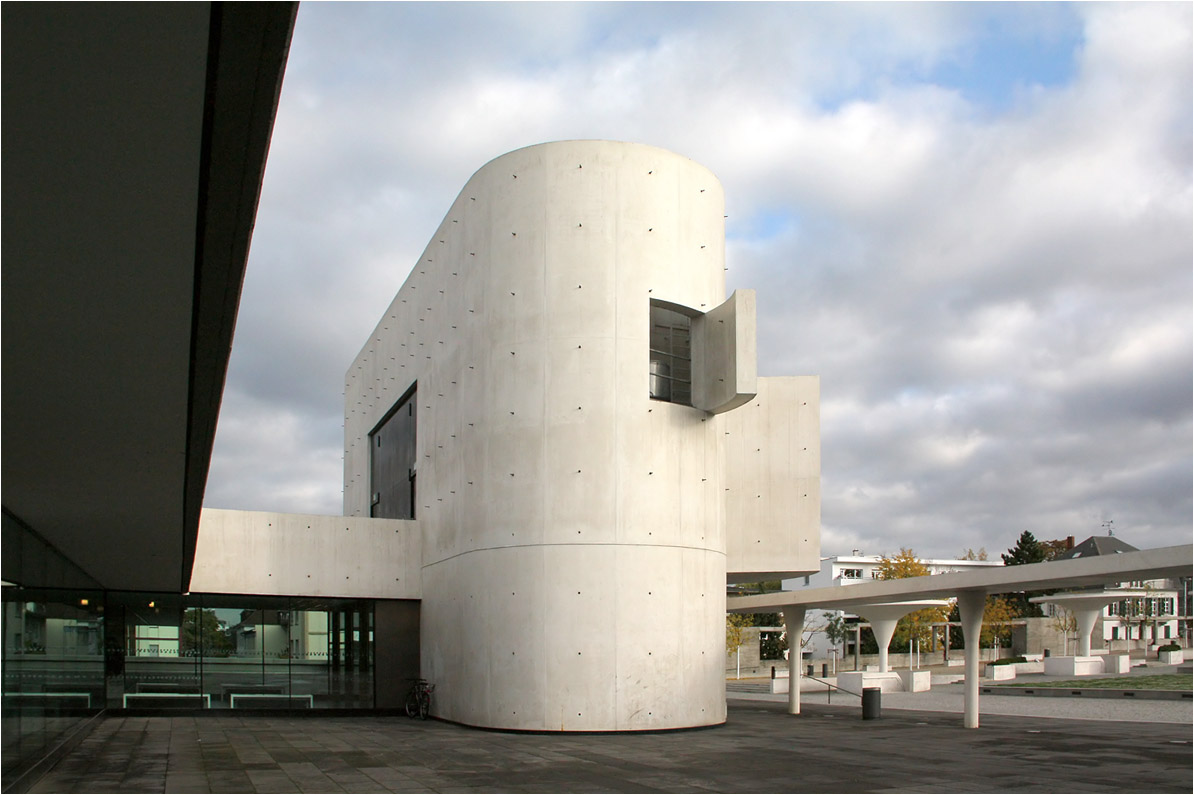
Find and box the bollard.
[770,666,776,680]
[861,687,881,720]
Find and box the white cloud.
[207,1,1191,559]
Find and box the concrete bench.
[136,682,201,694]
[229,693,313,709]
[898,669,932,691]
[122,693,210,708]
[837,671,903,694]
[1103,654,1130,674]
[1044,656,1104,677]
[3,692,92,709]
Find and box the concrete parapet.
[1103,653,1131,673]
[838,671,903,694]
[897,669,932,691]
[1043,655,1104,677]
[989,664,1016,681]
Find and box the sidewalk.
[731,683,1193,724]
[729,661,1193,724]
[25,700,1193,793]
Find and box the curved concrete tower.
[344,141,819,731]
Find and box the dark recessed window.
[649,302,692,406]
[369,385,417,519]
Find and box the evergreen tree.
[1000,531,1048,616]
[1001,531,1047,566]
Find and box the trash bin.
[822,663,829,678]
[862,687,881,720]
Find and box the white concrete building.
[339,140,821,731]
[4,67,819,753]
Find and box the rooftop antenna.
[1102,519,1114,537]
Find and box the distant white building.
[1049,535,1185,648]
[781,552,1003,658]
[782,552,1002,591]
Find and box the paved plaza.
[24,697,1193,794]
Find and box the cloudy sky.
[205,1,1192,561]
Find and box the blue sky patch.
[816,4,1084,114]
[928,16,1083,112]
[727,207,797,242]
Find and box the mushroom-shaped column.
[1030,589,1146,656]
[853,600,950,673]
[782,608,806,715]
[955,590,986,729]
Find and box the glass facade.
[3,588,378,789]
[2,588,104,790]
[649,303,693,406]
[101,593,375,711]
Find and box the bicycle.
[405,678,434,719]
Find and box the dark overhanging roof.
[2,3,297,593]
[1052,534,1139,561]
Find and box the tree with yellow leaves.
[980,595,1017,649]
[875,548,951,648]
[725,613,752,679]
[726,613,751,655]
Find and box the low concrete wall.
[1104,654,1131,673]
[989,664,1016,681]
[897,670,931,691]
[838,671,903,694]
[1043,655,1104,677]
[192,509,422,599]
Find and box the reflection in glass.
[2,589,104,790]
[3,589,381,788]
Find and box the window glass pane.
[321,600,374,709]
[200,594,292,710]
[2,587,104,789]
[107,593,202,708]
[649,302,692,406]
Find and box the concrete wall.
[725,626,787,674]
[374,600,421,708]
[342,140,820,731]
[191,509,421,599]
[723,377,820,581]
[691,289,757,414]
[344,141,739,731]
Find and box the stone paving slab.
[25,701,1193,793]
